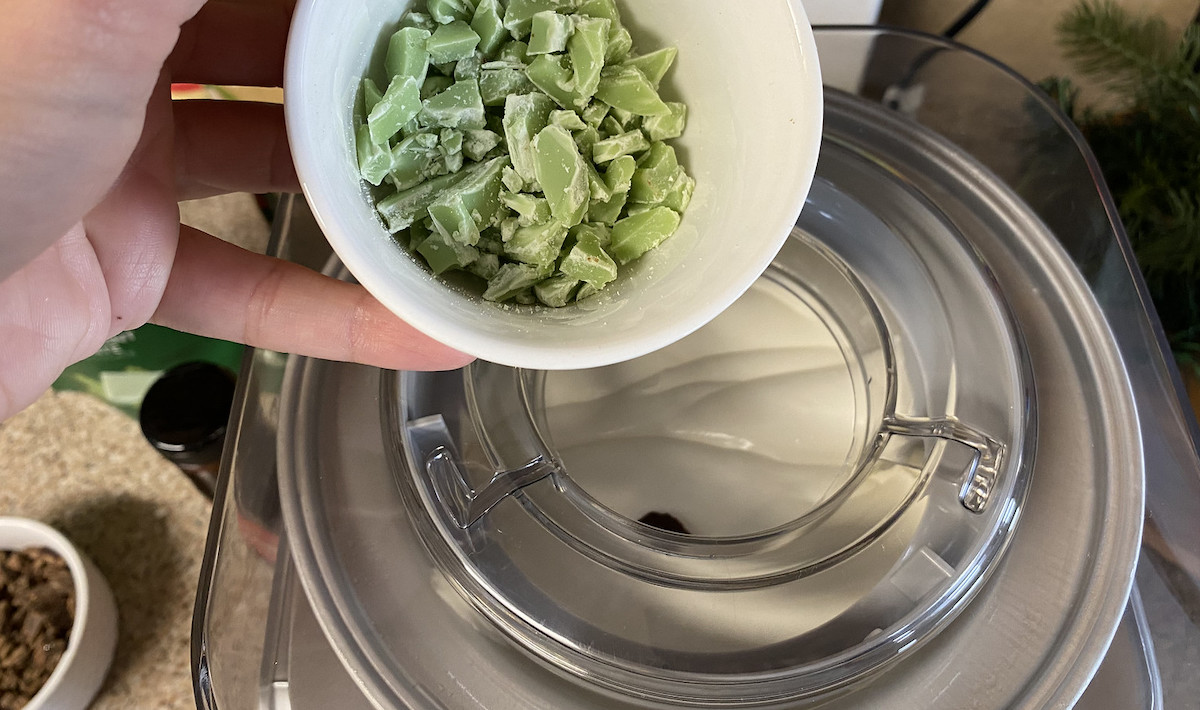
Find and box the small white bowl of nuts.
[0,517,117,710]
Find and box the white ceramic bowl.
[285,0,823,369]
[0,517,118,710]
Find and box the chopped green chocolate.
[500,216,520,242]
[477,232,505,254]
[599,115,624,138]
[427,0,475,25]
[443,150,465,173]
[550,110,587,131]
[532,125,590,226]
[430,155,509,227]
[502,92,556,183]
[361,77,384,116]
[484,262,554,302]
[504,220,570,265]
[573,125,600,160]
[378,158,500,232]
[581,102,609,127]
[471,0,508,56]
[429,197,481,246]
[576,0,620,22]
[427,21,481,64]
[600,149,638,193]
[502,0,576,39]
[607,104,638,129]
[418,78,486,129]
[358,0,693,307]
[605,25,633,64]
[421,74,455,100]
[591,129,650,163]
[662,167,696,213]
[407,221,431,252]
[480,67,534,106]
[501,165,525,193]
[534,273,582,307]
[568,16,610,99]
[440,128,464,155]
[642,101,687,141]
[526,54,588,111]
[576,282,601,301]
[560,237,618,287]
[368,75,423,145]
[595,67,671,116]
[500,191,553,225]
[622,47,678,88]
[469,251,503,280]
[528,11,574,55]
[462,128,502,161]
[497,39,531,64]
[388,133,440,190]
[569,221,611,248]
[609,206,681,264]
[587,154,635,224]
[454,52,483,80]
[401,11,435,30]
[417,228,480,274]
[585,162,612,201]
[356,124,393,186]
[386,27,432,85]
[629,142,678,204]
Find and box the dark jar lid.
[139,362,236,468]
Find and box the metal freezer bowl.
[192,28,1200,710]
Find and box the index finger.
[154,226,475,371]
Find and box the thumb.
[0,0,208,279]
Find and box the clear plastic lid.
[386,156,1032,702]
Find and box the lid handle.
[883,414,1005,513]
[426,448,558,529]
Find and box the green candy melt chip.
[504,220,570,266]
[610,206,681,264]
[356,0,694,307]
[569,16,611,99]
[471,0,508,56]
[418,78,486,129]
[503,92,557,183]
[502,0,576,38]
[368,75,422,145]
[526,54,588,111]
[595,67,671,116]
[386,27,432,85]
[427,0,474,24]
[532,125,590,227]
[560,238,618,288]
[484,262,554,302]
[622,46,678,88]
[528,11,574,55]
[427,21,482,64]
[534,274,583,308]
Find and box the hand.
[0,0,473,420]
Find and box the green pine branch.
[1049,0,1200,358]
[1058,0,1200,104]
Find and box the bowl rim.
[284,0,825,370]
[0,516,98,707]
